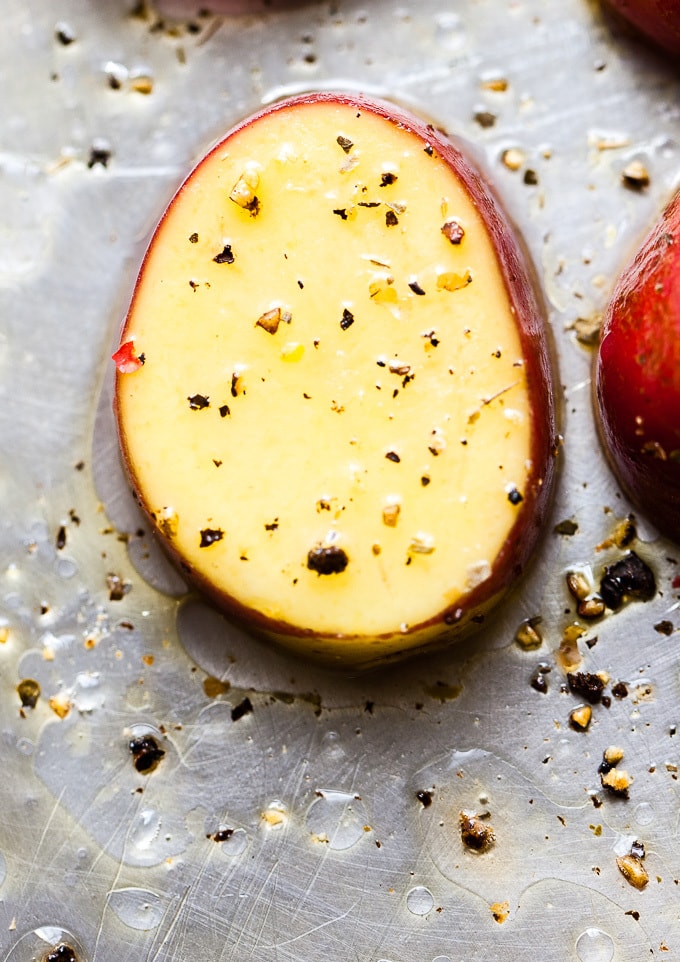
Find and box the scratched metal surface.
[2,0,680,960]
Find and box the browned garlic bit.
[569,704,592,731]
[459,812,495,851]
[230,166,260,214]
[514,617,543,650]
[616,852,649,889]
[599,746,631,798]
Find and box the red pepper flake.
[188,394,210,410]
[340,308,355,330]
[441,220,465,245]
[199,528,224,548]
[673,575,680,589]
[112,340,145,373]
[213,244,235,265]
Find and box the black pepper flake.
[599,551,656,610]
[212,459,222,467]
[129,734,165,773]
[56,525,67,550]
[554,519,578,536]
[473,110,497,128]
[297,279,304,289]
[208,827,234,842]
[333,208,349,220]
[55,24,76,45]
[189,232,199,243]
[416,790,433,808]
[17,678,41,709]
[611,681,628,698]
[424,144,434,156]
[230,373,241,397]
[441,219,465,245]
[358,201,380,208]
[45,945,78,962]
[385,451,401,463]
[408,281,426,296]
[230,696,253,721]
[219,404,230,418]
[336,135,353,154]
[213,244,235,265]
[307,544,349,575]
[199,527,224,548]
[107,572,130,601]
[507,487,524,505]
[567,671,605,704]
[385,210,399,227]
[421,475,431,486]
[654,620,674,636]
[265,520,279,531]
[380,172,398,186]
[87,144,112,169]
[523,169,539,186]
[340,308,355,330]
[530,666,549,694]
[188,394,210,410]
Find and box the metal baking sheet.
[2,1,680,959]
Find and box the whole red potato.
[603,0,680,57]
[595,192,680,542]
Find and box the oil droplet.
[634,801,654,826]
[576,928,615,962]
[3,927,85,962]
[306,791,367,850]
[432,957,452,962]
[108,888,164,931]
[129,809,161,850]
[406,886,434,916]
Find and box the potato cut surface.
[116,97,541,658]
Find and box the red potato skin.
[596,192,680,543]
[114,92,559,667]
[603,0,680,56]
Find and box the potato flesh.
[117,101,533,641]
